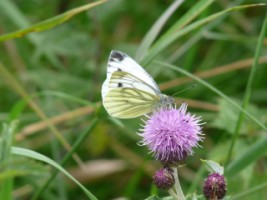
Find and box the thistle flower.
[139,103,203,165]
[153,167,174,190]
[203,173,227,200]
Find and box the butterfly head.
[160,94,175,109]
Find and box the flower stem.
[172,167,186,200]
[168,188,180,200]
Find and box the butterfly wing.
[101,50,165,118]
[108,70,158,95]
[103,71,161,118]
[101,50,160,99]
[103,87,160,118]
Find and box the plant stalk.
[172,167,186,200]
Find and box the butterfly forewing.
[102,50,160,99]
[108,71,159,96]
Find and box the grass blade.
[0,0,39,44]
[32,118,99,199]
[39,90,97,107]
[166,0,245,63]
[226,8,267,163]
[11,146,98,200]
[0,0,108,42]
[0,62,83,166]
[0,122,17,200]
[141,3,265,66]
[225,135,267,177]
[135,0,185,61]
[230,181,267,200]
[162,0,215,37]
[154,60,267,131]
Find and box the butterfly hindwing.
[103,88,160,118]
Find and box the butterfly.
[101,50,174,119]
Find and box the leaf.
[201,159,224,175]
[0,0,108,42]
[11,147,98,200]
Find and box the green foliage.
[0,0,267,199]
[0,0,107,42]
[145,195,174,200]
[211,98,263,135]
[12,147,97,199]
[202,159,224,175]
[0,122,17,200]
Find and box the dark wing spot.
[117,68,122,71]
[111,51,124,61]
[109,57,115,62]
[118,83,123,87]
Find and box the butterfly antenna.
[171,84,196,97]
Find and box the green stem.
[172,167,186,200]
[168,188,180,200]
[226,8,267,164]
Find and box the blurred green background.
[0,0,267,199]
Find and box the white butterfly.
[101,50,174,119]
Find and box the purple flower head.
[153,167,174,190]
[139,103,203,165]
[203,173,227,200]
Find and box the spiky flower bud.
[203,173,227,200]
[153,167,175,190]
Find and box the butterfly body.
[101,50,174,119]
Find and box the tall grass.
[0,0,266,199]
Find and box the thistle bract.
[203,173,227,200]
[153,167,174,190]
